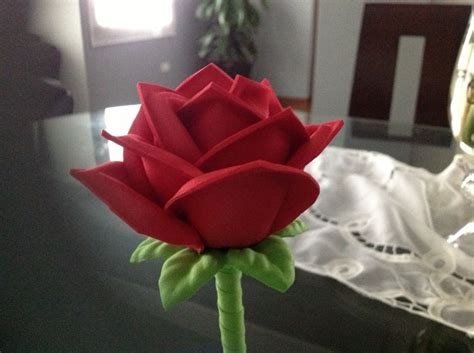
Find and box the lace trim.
[294,149,474,336]
[310,206,474,287]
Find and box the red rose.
[71,64,343,252]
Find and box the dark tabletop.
[1,107,471,353]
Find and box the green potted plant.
[196,0,267,77]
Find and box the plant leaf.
[215,0,224,13]
[204,3,214,19]
[246,1,260,27]
[130,237,184,263]
[200,32,215,47]
[274,218,307,238]
[227,236,294,292]
[218,11,228,29]
[159,249,225,310]
[195,2,207,19]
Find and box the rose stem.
[215,266,246,353]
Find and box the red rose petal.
[196,108,309,172]
[165,161,318,248]
[70,162,204,251]
[229,75,276,117]
[123,148,157,202]
[130,82,173,142]
[128,107,153,143]
[260,79,284,116]
[177,83,263,152]
[126,107,161,202]
[305,124,319,135]
[287,120,344,169]
[102,131,202,205]
[176,63,234,98]
[137,81,173,95]
[138,87,202,163]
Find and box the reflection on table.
[2,106,473,353]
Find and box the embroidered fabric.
[287,147,474,336]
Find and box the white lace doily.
[287,147,474,336]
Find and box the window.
[103,104,139,161]
[88,0,175,47]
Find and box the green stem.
[215,266,246,353]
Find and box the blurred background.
[1,1,474,352]
[2,0,471,122]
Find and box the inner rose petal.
[176,63,234,98]
[177,83,262,152]
[229,75,274,117]
[260,79,284,116]
[196,108,309,172]
[138,88,202,163]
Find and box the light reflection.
[104,104,140,161]
[93,0,174,32]
[450,14,474,152]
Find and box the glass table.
[1,106,471,353]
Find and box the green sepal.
[159,249,226,310]
[130,237,184,263]
[227,236,295,293]
[274,218,307,238]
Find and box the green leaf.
[218,11,228,29]
[237,9,245,26]
[245,1,260,27]
[130,237,183,263]
[204,3,214,19]
[238,44,255,63]
[215,0,224,13]
[274,218,307,238]
[198,48,209,59]
[200,32,216,47]
[195,2,207,19]
[227,236,295,292]
[196,0,214,20]
[159,249,225,310]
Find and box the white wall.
[29,0,202,112]
[311,0,438,121]
[255,0,434,104]
[27,0,317,110]
[29,0,90,112]
[253,0,316,99]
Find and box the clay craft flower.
[71,64,343,252]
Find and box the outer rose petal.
[102,131,202,205]
[260,79,284,116]
[229,75,277,117]
[130,82,174,142]
[177,83,262,152]
[120,109,156,203]
[70,162,204,251]
[138,88,202,163]
[165,161,319,248]
[176,63,234,98]
[128,107,153,143]
[125,106,163,204]
[305,124,320,135]
[137,81,173,96]
[196,108,308,172]
[123,149,157,202]
[287,120,344,169]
